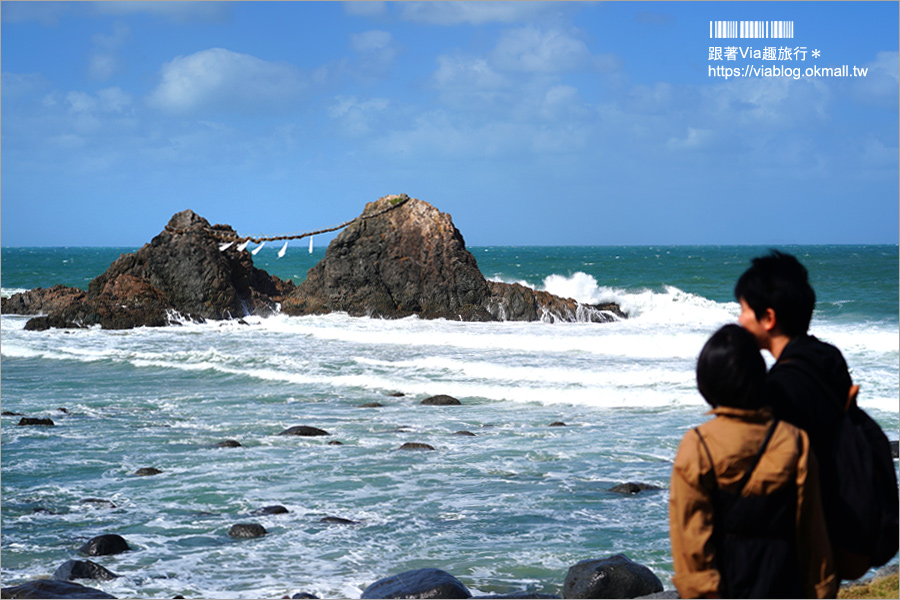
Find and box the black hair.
[733,250,816,337]
[696,324,767,409]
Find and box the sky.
[1,1,898,247]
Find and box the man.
[733,250,879,580]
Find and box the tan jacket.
[669,406,837,599]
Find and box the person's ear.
[760,307,777,332]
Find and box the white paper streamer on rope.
[251,241,266,255]
[218,241,234,251]
[277,241,289,258]
[236,240,250,252]
[309,236,314,254]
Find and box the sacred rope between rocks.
[165,194,410,244]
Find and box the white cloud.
[399,1,560,25]
[351,30,393,53]
[851,51,899,108]
[89,23,130,80]
[328,95,390,136]
[490,26,591,73]
[147,48,306,115]
[432,54,511,108]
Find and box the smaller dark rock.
[134,467,162,477]
[327,440,344,446]
[549,421,567,427]
[563,554,663,599]
[360,402,384,408]
[890,440,898,459]
[250,505,290,516]
[79,534,130,556]
[228,523,267,539]
[81,499,116,509]
[420,395,461,406]
[385,392,405,397]
[52,559,119,582]
[215,440,243,448]
[2,411,24,416]
[17,417,55,427]
[0,579,117,599]
[361,568,472,599]
[454,431,477,436]
[278,426,330,437]
[320,516,359,525]
[608,482,662,495]
[58,407,69,413]
[399,442,435,451]
[293,594,320,599]
[635,592,679,599]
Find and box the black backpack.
[695,420,806,599]
[776,359,899,580]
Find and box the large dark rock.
[361,568,472,599]
[78,534,130,557]
[52,560,119,582]
[17,418,55,427]
[278,426,330,437]
[0,579,117,599]
[608,483,662,495]
[563,555,663,599]
[3,210,294,330]
[228,523,267,539]
[282,195,625,323]
[421,395,461,406]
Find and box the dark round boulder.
[133,467,162,476]
[608,482,662,495]
[360,402,384,408]
[228,523,267,539]
[3,411,24,416]
[361,568,472,599]
[250,505,290,516]
[278,425,330,437]
[549,421,567,427]
[52,559,119,582]
[17,417,55,427]
[215,440,243,448]
[320,516,359,525]
[454,431,477,436]
[385,392,405,397]
[292,594,320,599]
[563,554,663,599]
[79,534,130,556]
[399,442,435,451]
[420,395,461,406]
[0,579,117,599]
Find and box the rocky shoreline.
[1,195,626,330]
[4,399,672,600]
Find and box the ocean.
[1,244,898,598]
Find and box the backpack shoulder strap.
[694,420,779,493]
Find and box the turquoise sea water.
[1,245,898,598]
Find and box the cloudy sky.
[2,1,897,247]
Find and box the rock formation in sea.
[1,210,294,330]
[282,194,626,323]
[2,195,625,328]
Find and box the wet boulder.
[52,560,119,582]
[133,467,162,477]
[79,534,130,557]
[563,554,663,599]
[250,505,290,516]
[361,568,472,599]
[399,442,435,451]
[278,426,330,437]
[17,417,55,427]
[228,523,267,539]
[608,483,662,495]
[421,395,461,406]
[0,579,117,599]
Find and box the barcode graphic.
[709,21,794,39]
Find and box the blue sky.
[2,1,897,247]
